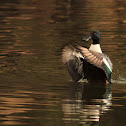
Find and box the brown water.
[0,0,126,126]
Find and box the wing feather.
[62,45,85,82]
[78,46,103,68]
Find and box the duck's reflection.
[62,82,112,126]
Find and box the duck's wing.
[102,53,113,82]
[78,46,112,82]
[62,45,85,82]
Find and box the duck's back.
[83,59,106,83]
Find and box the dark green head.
[82,30,101,44]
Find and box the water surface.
[0,0,126,126]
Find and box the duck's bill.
[82,34,91,41]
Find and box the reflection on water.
[62,83,112,126]
[0,0,34,72]
[0,84,62,126]
[0,0,126,126]
[0,89,34,125]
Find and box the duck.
[62,30,113,83]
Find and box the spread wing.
[78,46,103,69]
[62,45,85,82]
[78,46,112,82]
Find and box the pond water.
[0,0,126,126]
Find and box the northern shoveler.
[62,30,113,83]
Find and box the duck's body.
[62,31,112,83]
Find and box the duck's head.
[82,30,101,44]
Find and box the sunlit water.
[0,0,126,126]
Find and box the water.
[0,0,126,125]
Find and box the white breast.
[89,44,102,53]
